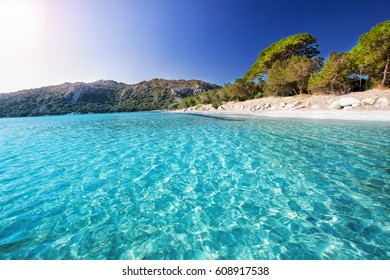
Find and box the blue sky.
[0,0,389,92]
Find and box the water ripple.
[0,112,389,259]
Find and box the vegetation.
[245,33,322,96]
[177,78,263,109]
[308,52,357,94]
[309,20,389,93]
[244,33,320,81]
[350,20,390,87]
[266,56,320,95]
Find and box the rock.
[361,98,376,106]
[285,101,302,109]
[294,104,306,109]
[375,98,389,108]
[305,103,312,109]
[329,101,342,110]
[270,105,278,110]
[279,102,287,108]
[343,106,353,110]
[339,97,360,107]
[312,105,320,110]
[352,103,360,108]
[263,103,271,110]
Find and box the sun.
[0,0,44,54]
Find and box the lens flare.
[0,0,45,54]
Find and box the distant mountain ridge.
[0,79,220,117]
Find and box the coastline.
[173,89,390,122]
[174,109,390,122]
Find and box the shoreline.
[173,89,390,122]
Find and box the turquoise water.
[0,112,389,260]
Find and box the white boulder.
[329,101,342,110]
[375,98,389,108]
[361,98,376,106]
[339,97,360,107]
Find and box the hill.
[0,79,220,117]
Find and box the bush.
[255,92,264,99]
[167,102,179,110]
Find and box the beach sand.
[174,89,390,122]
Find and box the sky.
[0,0,389,93]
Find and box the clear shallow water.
[0,112,389,260]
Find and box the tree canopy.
[266,56,319,95]
[308,52,356,94]
[350,20,390,86]
[244,33,320,80]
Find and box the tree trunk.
[382,59,389,86]
[300,78,304,94]
[331,80,334,94]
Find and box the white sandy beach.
[175,89,390,122]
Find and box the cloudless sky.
[0,0,389,93]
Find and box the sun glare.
[0,0,44,54]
